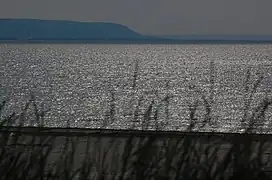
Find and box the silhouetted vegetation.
[1,60,272,179]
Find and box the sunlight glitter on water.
[1,44,272,132]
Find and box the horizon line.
[1,18,272,38]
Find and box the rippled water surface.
[1,44,272,132]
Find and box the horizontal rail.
[1,126,272,140]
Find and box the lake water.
[1,44,272,133]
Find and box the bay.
[1,44,272,132]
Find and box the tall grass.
[1,59,272,179]
[1,122,272,179]
[1,90,272,179]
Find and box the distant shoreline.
[1,39,272,44]
[1,19,272,45]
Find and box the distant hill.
[0,19,144,40]
[0,19,271,43]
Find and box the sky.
[0,0,272,36]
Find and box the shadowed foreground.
[1,59,272,179]
[1,126,272,180]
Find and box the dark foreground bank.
[1,126,272,180]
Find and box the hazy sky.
[1,0,272,35]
